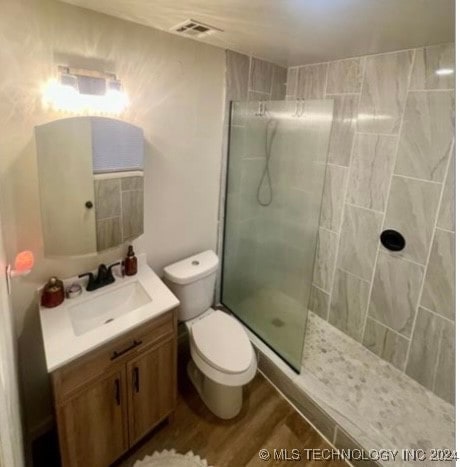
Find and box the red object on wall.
[14,250,34,272]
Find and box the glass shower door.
[221,99,333,371]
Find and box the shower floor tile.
[300,314,454,464]
[251,312,455,466]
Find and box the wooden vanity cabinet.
[51,309,177,467]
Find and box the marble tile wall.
[225,51,287,104]
[286,43,455,404]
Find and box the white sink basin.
[69,281,152,336]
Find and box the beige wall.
[0,0,225,438]
[0,198,24,466]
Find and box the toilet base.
[187,360,243,419]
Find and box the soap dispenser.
[124,245,138,276]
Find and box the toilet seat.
[188,309,257,386]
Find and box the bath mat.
[134,449,211,467]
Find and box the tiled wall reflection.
[94,175,144,250]
[216,51,287,299]
[286,43,455,404]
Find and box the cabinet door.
[35,118,97,256]
[127,339,176,444]
[56,369,128,467]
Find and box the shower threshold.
[243,311,454,467]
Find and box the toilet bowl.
[164,251,256,419]
[186,309,257,418]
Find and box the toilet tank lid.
[163,250,219,285]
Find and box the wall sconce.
[6,250,35,294]
[42,66,128,115]
[435,68,454,76]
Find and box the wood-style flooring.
[116,371,346,467]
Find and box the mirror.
[35,117,144,257]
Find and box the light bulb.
[435,68,454,76]
[42,77,128,115]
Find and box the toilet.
[164,250,257,419]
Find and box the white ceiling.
[60,0,455,66]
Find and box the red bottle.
[124,245,138,276]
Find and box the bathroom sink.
[68,281,152,336]
[38,255,180,372]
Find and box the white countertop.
[38,255,180,373]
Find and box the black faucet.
[79,262,121,292]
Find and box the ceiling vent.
[171,19,223,38]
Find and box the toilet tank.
[163,250,219,321]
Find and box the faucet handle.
[107,262,121,282]
[78,272,96,291]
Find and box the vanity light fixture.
[42,66,128,115]
[6,250,35,294]
[435,68,454,76]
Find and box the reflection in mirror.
[35,117,144,257]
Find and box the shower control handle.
[380,229,405,252]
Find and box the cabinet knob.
[85,201,94,209]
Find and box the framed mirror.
[35,117,144,257]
